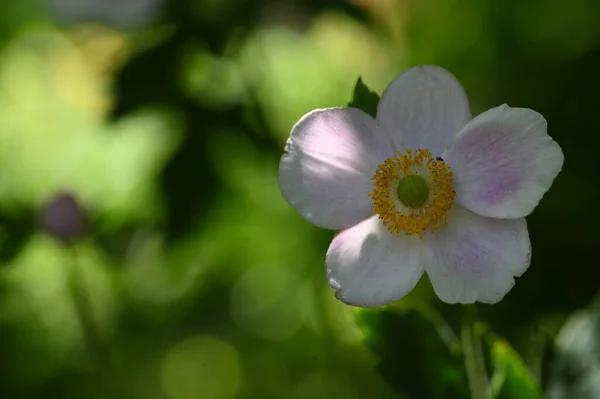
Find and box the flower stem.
[461,304,491,399]
[66,243,125,397]
[66,245,105,364]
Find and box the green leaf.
[488,337,541,399]
[348,77,380,118]
[355,306,468,399]
[355,301,544,399]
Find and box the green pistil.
[396,175,429,208]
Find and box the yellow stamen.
[369,149,455,238]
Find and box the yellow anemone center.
[369,149,455,238]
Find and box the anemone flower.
[279,66,564,307]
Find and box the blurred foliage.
[546,295,600,399]
[0,0,598,398]
[356,304,543,399]
[356,305,469,399]
[489,336,541,399]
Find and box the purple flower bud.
[40,192,89,242]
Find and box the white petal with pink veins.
[423,205,531,304]
[377,66,471,156]
[443,105,564,219]
[279,108,393,230]
[326,215,425,307]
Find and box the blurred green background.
[0,0,599,398]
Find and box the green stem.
[65,242,118,397]
[67,246,104,364]
[66,244,124,397]
[461,305,491,399]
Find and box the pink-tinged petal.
[443,105,564,218]
[423,206,531,304]
[377,66,471,156]
[279,108,393,230]
[326,215,425,307]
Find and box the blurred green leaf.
[348,77,380,118]
[355,307,468,399]
[0,208,34,264]
[489,337,541,399]
[545,295,600,399]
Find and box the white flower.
[279,66,564,307]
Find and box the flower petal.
[443,105,564,218]
[326,215,425,307]
[377,66,471,156]
[423,206,531,304]
[279,108,393,229]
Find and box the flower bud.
[40,192,89,242]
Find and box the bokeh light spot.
[181,49,247,108]
[160,335,243,399]
[230,265,305,341]
[292,371,358,399]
